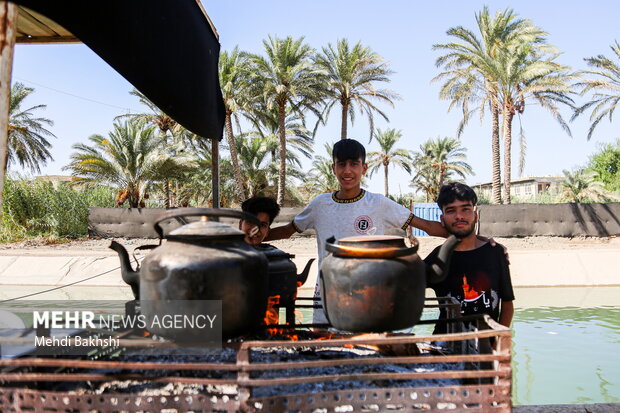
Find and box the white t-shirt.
[294,189,413,266]
[293,189,414,311]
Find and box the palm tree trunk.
[439,164,446,188]
[164,181,171,207]
[502,104,515,205]
[384,163,389,197]
[225,110,246,204]
[491,95,502,204]
[0,1,18,219]
[277,100,287,205]
[128,184,139,208]
[340,101,349,140]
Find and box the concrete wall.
[478,203,620,237]
[88,207,308,238]
[89,203,620,238]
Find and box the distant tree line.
[4,6,620,216]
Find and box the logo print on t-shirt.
[354,215,373,234]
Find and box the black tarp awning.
[12,0,225,140]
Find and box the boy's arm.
[410,213,507,255]
[264,222,297,241]
[498,300,514,328]
[410,215,449,237]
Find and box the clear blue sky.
[10,1,620,195]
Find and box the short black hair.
[241,196,281,225]
[333,138,366,163]
[436,182,478,210]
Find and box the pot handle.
[325,238,419,258]
[153,208,261,239]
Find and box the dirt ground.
[1,233,619,257]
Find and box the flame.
[313,331,354,348]
[264,295,281,327]
[316,332,335,340]
[262,295,300,340]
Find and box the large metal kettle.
[109,208,269,340]
[320,235,459,332]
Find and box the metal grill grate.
[0,298,512,412]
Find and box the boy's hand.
[477,236,510,264]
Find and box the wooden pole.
[0,1,17,218]
[211,138,219,209]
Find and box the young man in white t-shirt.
[266,139,448,323]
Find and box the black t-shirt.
[424,242,514,333]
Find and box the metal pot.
[320,235,459,332]
[109,208,269,340]
[254,243,315,307]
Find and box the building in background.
[34,175,80,189]
[473,176,564,202]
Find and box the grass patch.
[1,179,116,243]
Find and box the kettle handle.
[153,208,261,239]
[325,238,419,258]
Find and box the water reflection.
[512,305,620,405]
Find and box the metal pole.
[0,1,18,218]
[211,138,219,209]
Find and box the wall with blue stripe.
[412,203,441,237]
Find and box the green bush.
[1,179,116,242]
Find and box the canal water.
[417,286,620,405]
[510,286,620,406]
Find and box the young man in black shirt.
[425,182,514,334]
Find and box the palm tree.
[411,136,473,200]
[236,135,305,201]
[572,41,620,140]
[315,39,399,140]
[5,82,55,173]
[65,120,195,208]
[121,89,177,136]
[560,169,616,203]
[250,35,326,204]
[247,103,314,162]
[219,47,251,203]
[307,143,339,196]
[119,89,183,206]
[175,137,237,207]
[494,36,575,204]
[367,129,411,197]
[434,7,542,204]
[410,165,439,202]
[236,136,271,198]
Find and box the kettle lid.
[167,219,245,240]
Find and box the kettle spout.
[109,241,140,299]
[297,258,316,286]
[426,235,460,284]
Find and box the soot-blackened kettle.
[109,208,269,340]
[320,234,459,332]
